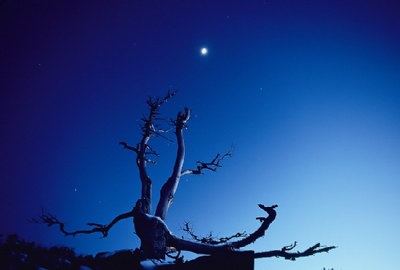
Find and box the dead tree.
[34,92,336,264]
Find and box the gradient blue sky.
[1,1,400,269]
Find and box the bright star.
[200,47,208,56]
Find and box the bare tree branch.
[229,204,277,249]
[182,222,247,245]
[119,141,138,153]
[144,144,161,157]
[168,204,336,261]
[181,150,232,176]
[281,241,297,251]
[121,91,176,214]
[32,209,134,238]
[167,204,278,255]
[254,242,337,260]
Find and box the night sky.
[1,1,400,269]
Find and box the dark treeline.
[0,233,141,270]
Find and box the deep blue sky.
[1,1,400,269]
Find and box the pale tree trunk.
[155,108,189,220]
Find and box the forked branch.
[32,210,134,238]
[254,242,337,260]
[181,150,232,176]
[168,204,279,254]
[170,204,336,261]
[121,91,176,214]
[182,222,247,245]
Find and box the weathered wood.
[35,93,336,264]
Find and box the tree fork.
[34,93,336,265]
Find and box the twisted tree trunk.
[34,93,336,264]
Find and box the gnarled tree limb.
[182,222,247,245]
[166,204,278,255]
[181,150,232,176]
[32,209,134,238]
[169,204,336,260]
[229,204,277,248]
[254,242,337,260]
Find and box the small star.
[74,188,78,192]
[200,47,208,56]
